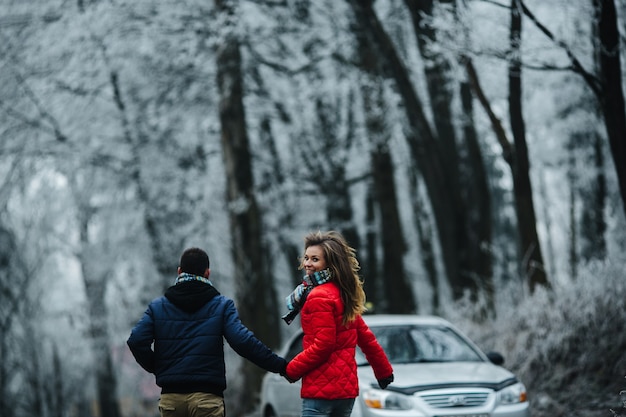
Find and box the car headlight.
[498,382,528,405]
[362,389,413,410]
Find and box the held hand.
[377,374,394,389]
[280,361,297,383]
[281,372,298,383]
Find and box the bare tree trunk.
[214,0,279,413]
[77,212,122,417]
[508,0,549,291]
[580,133,607,261]
[346,0,462,301]
[364,88,416,313]
[257,116,303,286]
[108,70,184,293]
[454,0,495,313]
[463,11,552,293]
[371,144,416,313]
[353,3,416,314]
[408,0,494,314]
[567,150,579,280]
[325,167,361,251]
[363,185,382,311]
[406,0,480,301]
[408,166,440,314]
[519,0,626,219]
[30,339,46,417]
[404,0,459,174]
[311,97,361,249]
[45,68,127,413]
[91,0,188,296]
[593,0,626,220]
[0,226,17,417]
[460,80,494,314]
[51,344,64,417]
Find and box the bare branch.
[463,56,514,166]
[520,63,576,72]
[476,0,510,9]
[476,0,602,96]
[466,46,583,74]
[243,40,320,75]
[0,98,58,136]
[10,71,67,142]
[518,0,602,96]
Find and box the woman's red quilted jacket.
[285,282,393,399]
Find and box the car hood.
[358,362,518,394]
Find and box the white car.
[260,315,530,417]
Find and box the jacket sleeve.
[127,305,156,374]
[222,299,287,374]
[286,292,337,380]
[355,316,393,380]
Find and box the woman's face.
[303,245,327,275]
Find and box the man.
[127,247,287,417]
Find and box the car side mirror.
[486,351,504,365]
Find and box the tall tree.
[579,132,607,261]
[370,142,416,313]
[406,0,494,311]
[507,0,549,291]
[363,80,415,313]
[242,0,363,284]
[352,2,416,313]
[214,0,280,412]
[455,0,494,312]
[463,2,551,293]
[518,0,626,218]
[363,185,382,310]
[0,225,20,417]
[407,166,440,313]
[347,0,474,303]
[592,0,626,220]
[68,168,122,417]
[567,145,580,280]
[308,96,361,248]
[256,115,303,286]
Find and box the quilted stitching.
[286,283,393,399]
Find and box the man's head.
[178,247,210,277]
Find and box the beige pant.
[159,392,225,417]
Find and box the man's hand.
[281,372,298,383]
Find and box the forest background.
[1,0,625,417]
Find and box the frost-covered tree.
[1,0,625,416]
[405,0,494,311]
[507,0,550,291]
[591,0,626,219]
[353,10,416,313]
[214,0,280,413]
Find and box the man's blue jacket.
[127,281,286,396]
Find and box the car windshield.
[356,324,483,365]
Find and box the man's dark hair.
[179,247,210,276]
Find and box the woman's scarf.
[282,269,332,325]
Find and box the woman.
[284,231,394,417]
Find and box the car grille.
[419,392,489,408]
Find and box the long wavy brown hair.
[299,230,366,325]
